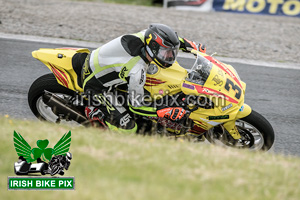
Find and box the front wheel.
[205,110,275,151]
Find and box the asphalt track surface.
[1,38,299,156]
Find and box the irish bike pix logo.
[8,131,75,190]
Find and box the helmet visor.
[156,45,179,64]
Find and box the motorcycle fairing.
[144,61,187,99]
[32,48,89,92]
[180,51,251,138]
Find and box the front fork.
[222,104,252,139]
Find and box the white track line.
[1,32,299,70]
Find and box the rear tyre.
[28,73,76,122]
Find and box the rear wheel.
[205,110,275,151]
[28,73,77,123]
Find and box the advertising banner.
[164,0,213,11]
[164,0,300,17]
[213,0,300,17]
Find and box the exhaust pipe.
[42,91,87,124]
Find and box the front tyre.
[205,110,275,151]
[238,110,275,150]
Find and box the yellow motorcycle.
[29,47,275,151]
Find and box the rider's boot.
[84,106,107,128]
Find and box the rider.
[77,23,206,133]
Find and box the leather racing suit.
[78,30,206,133]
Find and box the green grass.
[1,116,300,200]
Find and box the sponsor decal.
[222,103,233,111]
[208,115,230,120]
[95,94,116,114]
[213,0,300,17]
[83,57,91,78]
[139,69,145,84]
[182,82,195,90]
[239,105,245,112]
[120,113,132,127]
[119,66,128,79]
[212,75,224,86]
[193,84,239,104]
[200,118,221,126]
[9,131,74,190]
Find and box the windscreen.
[185,53,212,85]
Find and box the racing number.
[225,79,242,99]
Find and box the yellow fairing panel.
[32,48,89,92]
[144,61,187,100]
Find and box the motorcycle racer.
[77,23,206,133]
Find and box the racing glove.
[157,107,187,122]
[180,38,206,53]
[198,43,206,53]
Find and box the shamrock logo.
[13,131,71,163]
[31,139,53,162]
